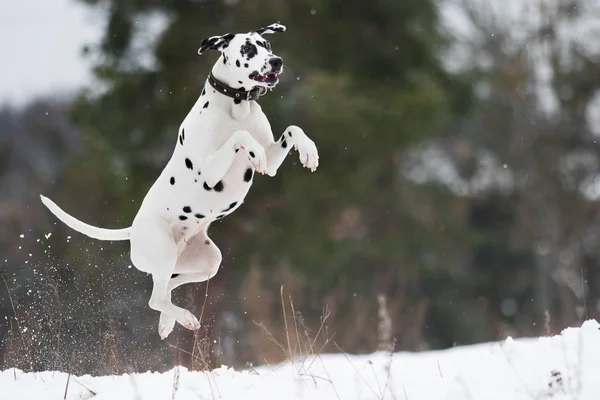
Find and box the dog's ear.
[198,33,235,55]
[255,23,286,36]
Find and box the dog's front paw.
[247,145,267,174]
[237,131,267,174]
[296,137,319,172]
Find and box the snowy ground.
[1,320,599,400]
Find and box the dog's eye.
[241,45,253,54]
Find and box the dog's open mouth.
[249,70,281,85]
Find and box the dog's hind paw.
[176,310,201,331]
[158,312,176,340]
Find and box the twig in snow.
[71,377,97,397]
[334,341,381,399]
[381,338,398,400]
[314,353,343,400]
[172,365,180,400]
[499,341,535,400]
[63,371,71,400]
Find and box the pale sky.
[0,0,103,106]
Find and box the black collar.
[208,72,267,101]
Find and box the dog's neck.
[200,63,264,119]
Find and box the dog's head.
[199,23,286,89]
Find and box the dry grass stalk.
[377,294,393,353]
[289,296,304,360]
[1,274,32,370]
[190,277,212,371]
[48,282,63,370]
[280,285,294,360]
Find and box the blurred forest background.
[2,0,600,375]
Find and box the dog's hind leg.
[157,232,222,339]
[130,217,201,339]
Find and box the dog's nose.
[269,57,283,71]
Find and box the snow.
[2,320,599,400]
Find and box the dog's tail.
[40,195,131,241]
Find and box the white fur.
[40,26,319,339]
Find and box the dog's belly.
[141,154,254,237]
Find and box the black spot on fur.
[240,41,258,59]
[197,170,202,175]
[171,274,180,279]
[182,129,185,140]
[170,177,175,185]
[234,99,242,104]
[205,240,210,245]
[214,181,224,192]
[244,63,249,68]
[282,140,287,148]
[179,215,188,221]
[179,135,183,145]
[238,80,243,84]
[183,206,192,213]
[185,158,193,170]
[223,55,227,65]
[201,88,206,96]
[243,41,258,59]
[239,87,245,91]
[203,101,209,109]
[288,131,292,137]
[235,148,240,153]
[244,168,253,182]
[256,40,269,50]
[195,213,205,219]
[249,151,255,158]
[236,59,240,67]
[215,214,225,220]
[203,182,212,191]
[222,202,238,213]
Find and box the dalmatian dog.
[40,23,319,339]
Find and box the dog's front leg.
[266,125,319,176]
[202,130,267,187]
